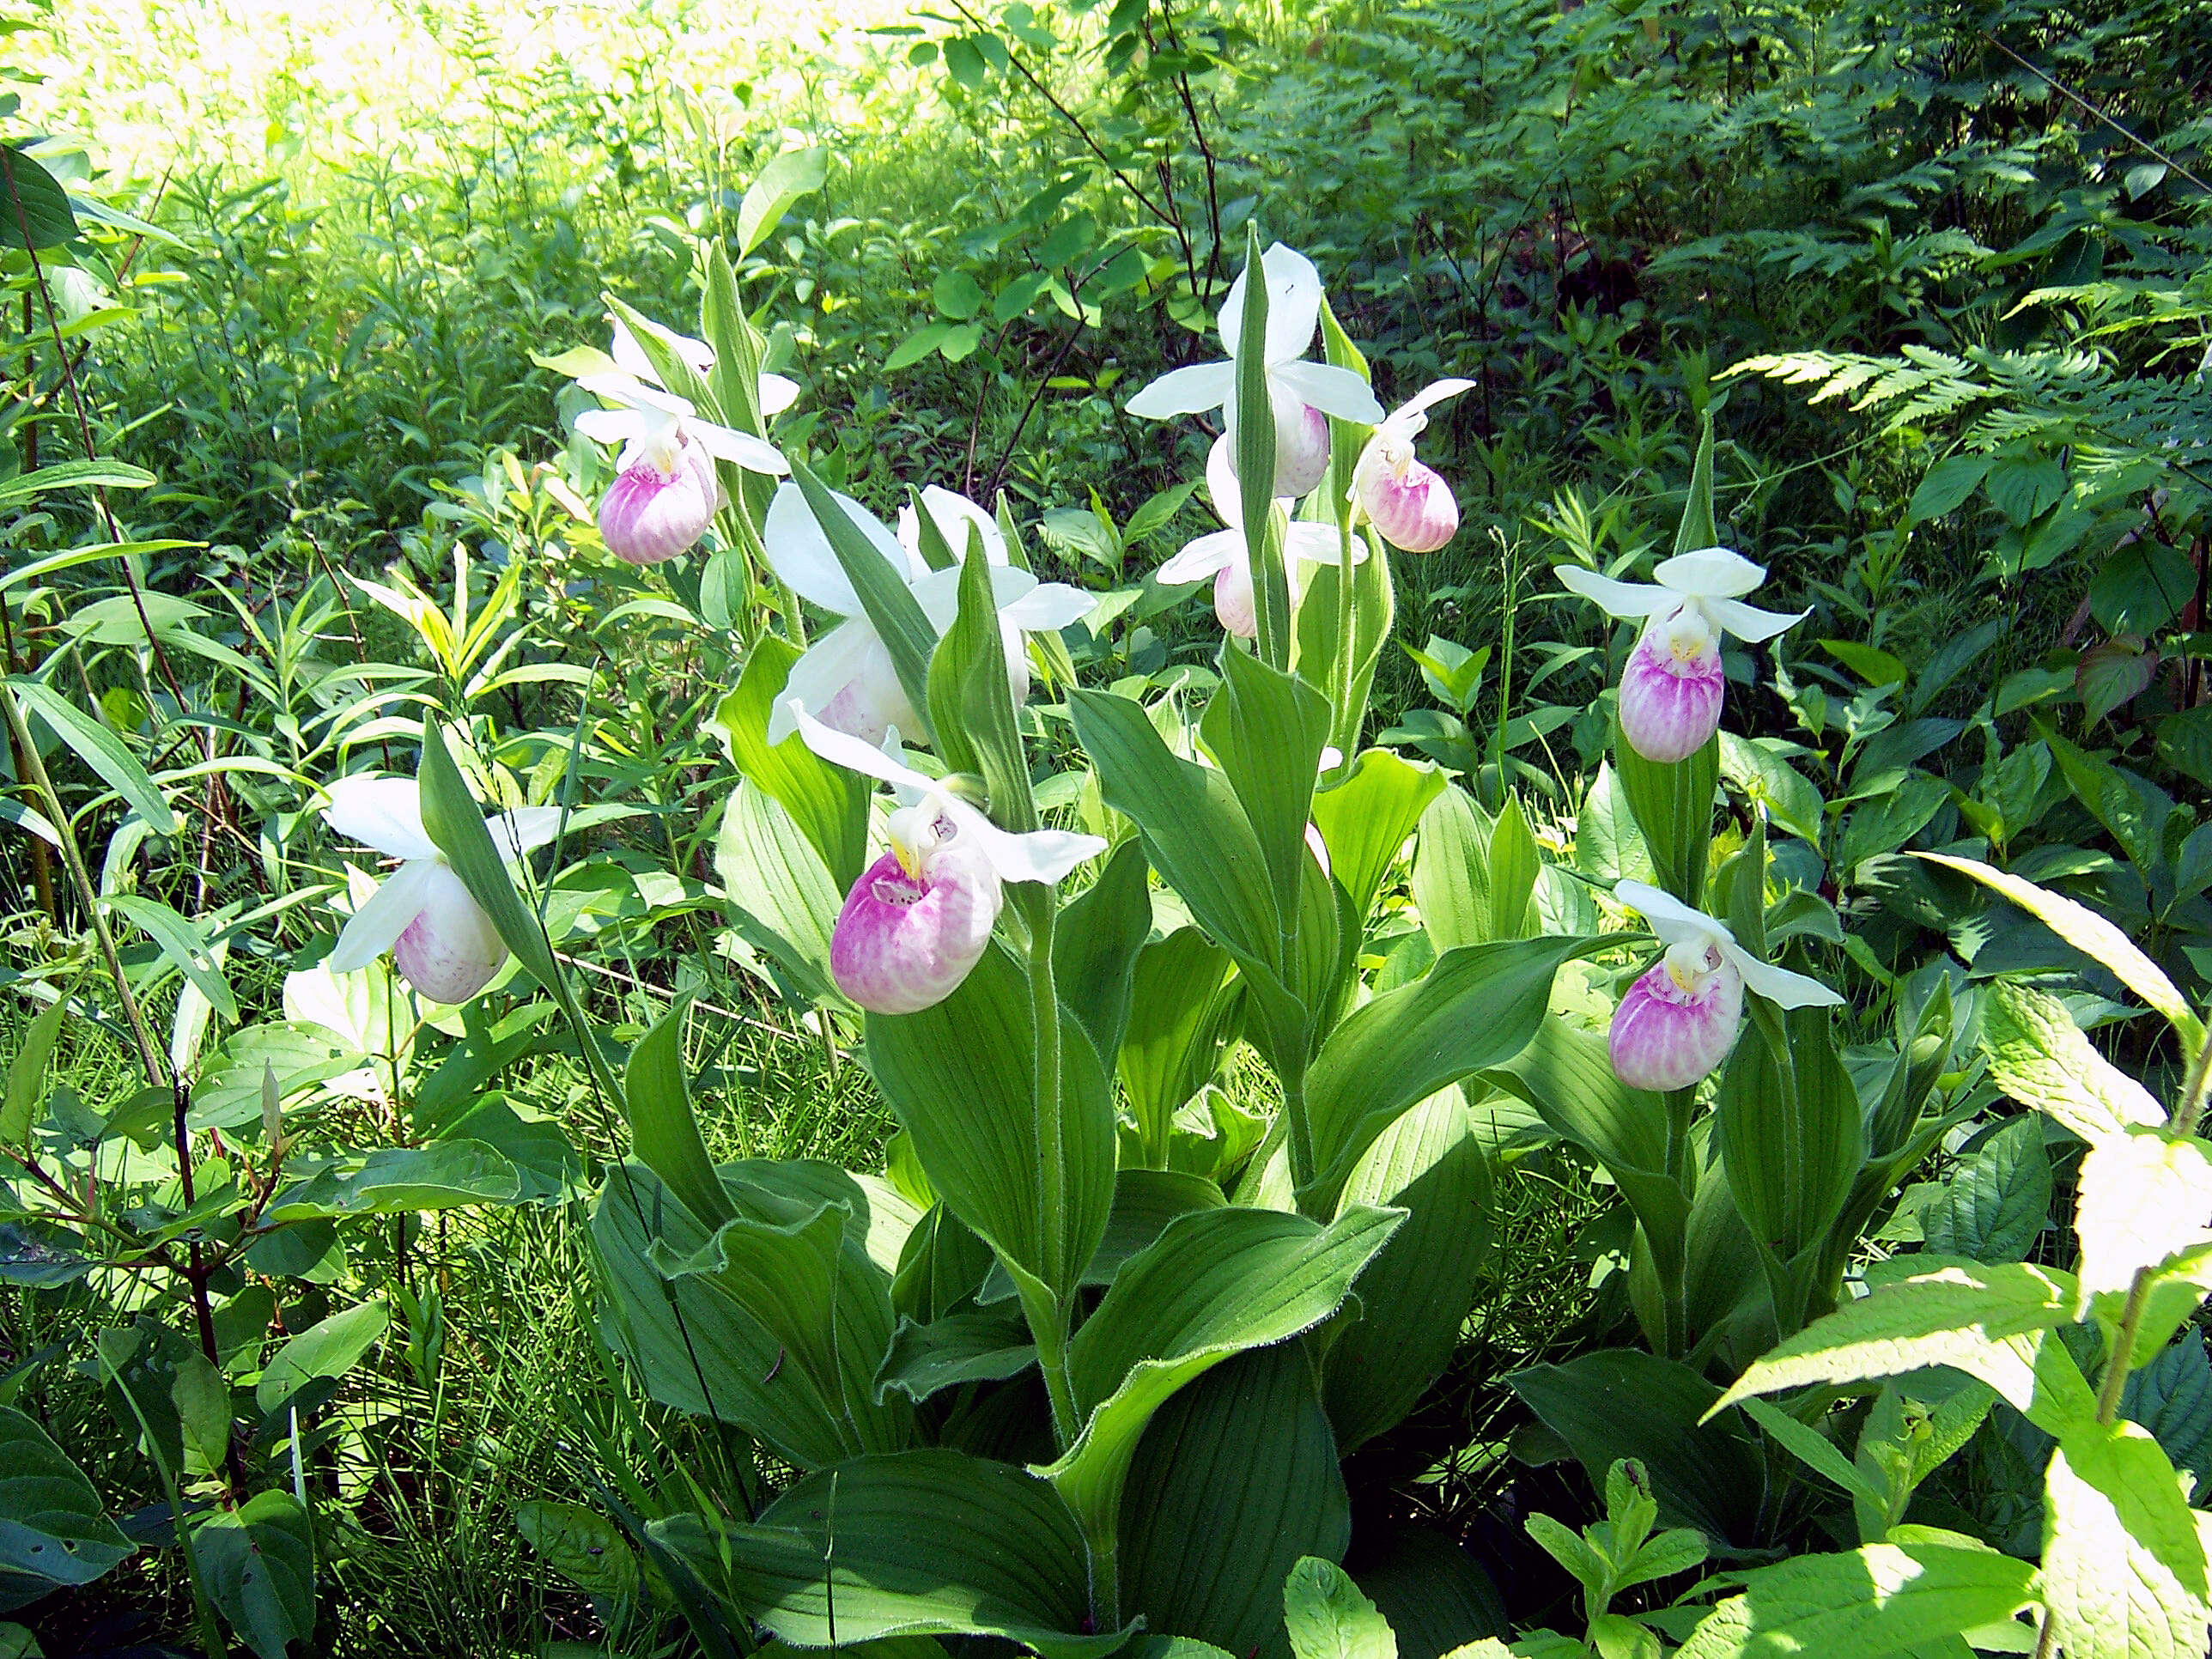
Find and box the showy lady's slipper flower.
[761,483,1093,746]
[1126,243,1383,499]
[574,322,791,564]
[1159,436,1364,638]
[786,701,1107,1013]
[1353,380,1473,552]
[1607,879,1842,1091]
[1557,549,1807,763]
[322,775,562,1005]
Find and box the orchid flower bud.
[1352,379,1471,553]
[1606,879,1843,1091]
[598,432,721,564]
[1158,436,1362,640]
[1213,557,1258,640]
[830,801,1004,1014]
[1228,391,1332,499]
[1557,548,1808,764]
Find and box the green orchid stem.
[1088,1529,1121,1636]
[1023,892,1081,1447]
[1282,1064,1322,1218]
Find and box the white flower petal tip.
[1618,633,1725,763]
[599,440,719,564]
[1609,954,1744,1091]
[831,844,1002,1014]
[322,776,439,862]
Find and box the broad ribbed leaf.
[876,1306,1036,1403]
[1716,1005,1863,1268]
[710,635,869,890]
[1303,937,1598,1212]
[1674,1540,2034,1659]
[198,1490,315,1659]
[1201,646,1334,930]
[1323,1091,1490,1451]
[0,149,78,250]
[593,1160,912,1468]
[1070,688,1279,974]
[714,777,848,1007]
[1616,726,1719,908]
[1351,1529,1510,1659]
[1510,1351,1765,1544]
[868,942,1115,1304]
[1311,750,1443,929]
[624,1006,737,1231]
[1055,838,1152,1066]
[2042,1419,2212,1659]
[1409,786,1492,951]
[1121,928,1239,1163]
[653,1449,1129,1659]
[0,1406,131,1586]
[1486,795,1540,940]
[927,539,1035,830]
[1121,1345,1352,1659]
[3,1000,64,1147]
[1980,978,2163,1146]
[1039,1203,1401,1547]
[1925,854,2203,1052]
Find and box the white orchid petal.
[1556,565,1678,620]
[328,856,442,971]
[946,798,1105,885]
[919,484,1009,565]
[1000,582,1096,631]
[1272,359,1386,425]
[574,408,644,447]
[762,481,920,615]
[610,321,655,384]
[578,374,696,421]
[1218,243,1324,366]
[1390,377,1476,428]
[688,417,789,475]
[769,621,878,743]
[1285,521,1360,567]
[791,700,938,795]
[1614,879,1735,953]
[1126,360,1237,419]
[1204,434,1243,525]
[488,806,565,860]
[324,776,441,860]
[1159,529,1244,586]
[1721,938,1845,1008]
[758,371,801,417]
[909,564,1040,633]
[1656,547,1765,599]
[1706,596,1810,645]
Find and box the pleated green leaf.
[1038,1202,1401,1548]
[1201,645,1334,932]
[1310,749,1443,931]
[1302,936,1599,1213]
[867,942,1115,1304]
[1615,726,1719,908]
[1120,928,1241,1164]
[652,1449,1131,1659]
[1674,1540,2033,1659]
[1054,837,1153,1066]
[710,635,870,890]
[623,1006,736,1232]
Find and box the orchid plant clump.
[314,222,2097,1659]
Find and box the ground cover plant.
[3,0,2211,1655]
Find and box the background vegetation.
[4,0,2208,1650]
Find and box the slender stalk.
[1024,893,1080,1444]
[2171,1030,2212,1140]
[1282,1063,1320,1217]
[2096,1265,2156,1425]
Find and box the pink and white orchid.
[1557,549,1807,763]
[1126,243,1383,500]
[786,700,1106,1013]
[1353,379,1472,552]
[1607,879,1841,1091]
[574,321,792,565]
[322,776,562,1005]
[761,483,1093,747]
[1159,436,1365,638]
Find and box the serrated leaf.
[1674,1540,2034,1659]
[1980,978,2165,1145]
[1923,1115,2049,1262]
[2041,1420,2212,1659]
[2075,1128,2212,1308]
[1285,1556,1396,1659]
